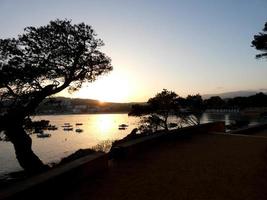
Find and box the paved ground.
[250,129,267,137]
[59,133,267,200]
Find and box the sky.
[0,0,266,102]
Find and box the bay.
[0,112,264,177]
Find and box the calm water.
[0,114,139,179]
[0,112,264,178]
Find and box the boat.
[75,128,83,133]
[37,133,51,138]
[118,124,128,130]
[75,123,83,126]
[119,124,128,128]
[63,127,73,131]
[62,126,73,128]
[47,125,58,130]
[62,123,73,128]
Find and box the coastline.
[34,111,130,116]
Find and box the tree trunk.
[0,87,64,174]
[5,125,49,174]
[164,116,169,131]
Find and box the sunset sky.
[0,0,266,102]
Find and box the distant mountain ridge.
[202,90,267,99]
[52,96,143,105]
[37,97,144,114]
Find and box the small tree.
[147,89,179,130]
[0,19,112,173]
[251,21,267,59]
[129,89,179,132]
[129,89,202,133]
[180,94,204,126]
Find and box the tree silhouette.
[252,21,267,59]
[129,89,203,133]
[204,96,225,109]
[183,94,204,125]
[0,19,112,173]
[129,89,179,132]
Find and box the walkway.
[60,133,267,200]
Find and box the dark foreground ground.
[56,132,267,200]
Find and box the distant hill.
[36,97,144,114]
[202,90,267,99]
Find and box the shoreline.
[34,111,130,116]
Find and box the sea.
[0,112,265,178]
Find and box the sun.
[58,69,141,102]
[73,71,132,102]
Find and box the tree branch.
[5,85,15,96]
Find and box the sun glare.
[73,71,133,102]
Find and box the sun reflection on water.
[96,115,114,136]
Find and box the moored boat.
[75,128,83,133]
[63,127,73,131]
[118,124,128,130]
[37,133,51,138]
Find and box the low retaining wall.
[110,121,225,159]
[170,121,225,135]
[229,123,267,135]
[0,152,108,200]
